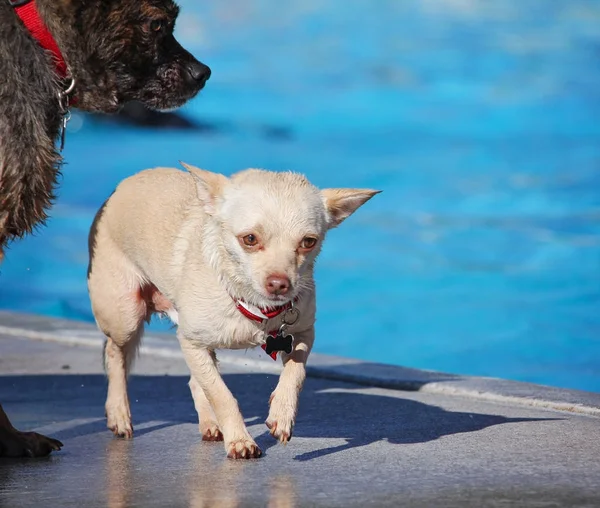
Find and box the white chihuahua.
[87,163,379,459]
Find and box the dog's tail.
[87,196,112,280]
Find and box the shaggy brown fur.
[0,0,210,247]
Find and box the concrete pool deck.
[1,311,599,507]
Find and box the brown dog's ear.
[180,161,228,215]
[321,188,381,228]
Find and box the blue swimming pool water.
[1,0,600,392]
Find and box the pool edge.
[1,310,599,416]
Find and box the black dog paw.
[0,428,63,458]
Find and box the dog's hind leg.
[189,359,223,442]
[88,241,146,439]
[102,327,144,439]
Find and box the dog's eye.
[242,234,259,247]
[149,20,164,32]
[299,237,318,250]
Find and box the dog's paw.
[266,393,295,444]
[265,418,293,444]
[200,422,223,442]
[226,438,262,459]
[0,429,63,458]
[106,409,133,439]
[107,420,133,439]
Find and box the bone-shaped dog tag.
[264,331,294,357]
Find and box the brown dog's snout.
[184,61,211,86]
[266,274,290,296]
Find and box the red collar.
[234,298,297,361]
[234,299,294,324]
[11,0,68,78]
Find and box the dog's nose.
[266,274,290,296]
[184,61,211,86]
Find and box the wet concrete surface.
[1,335,600,507]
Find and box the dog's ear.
[321,188,381,228]
[180,162,228,215]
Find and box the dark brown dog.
[0,0,210,457]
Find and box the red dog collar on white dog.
[233,298,299,361]
[234,299,294,324]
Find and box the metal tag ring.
[63,77,76,95]
[283,307,300,326]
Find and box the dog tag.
[264,331,294,357]
[59,111,71,151]
[60,117,67,151]
[261,303,299,360]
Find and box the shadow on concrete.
[307,362,463,391]
[0,373,557,462]
[285,386,550,461]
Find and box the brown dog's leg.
[0,404,63,457]
[103,329,143,439]
[266,327,315,444]
[189,367,223,442]
[178,336,261,459]
[0,243,63,457]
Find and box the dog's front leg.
[0,404,63,457]
[266,327,315,443]
[177,334,261,459]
